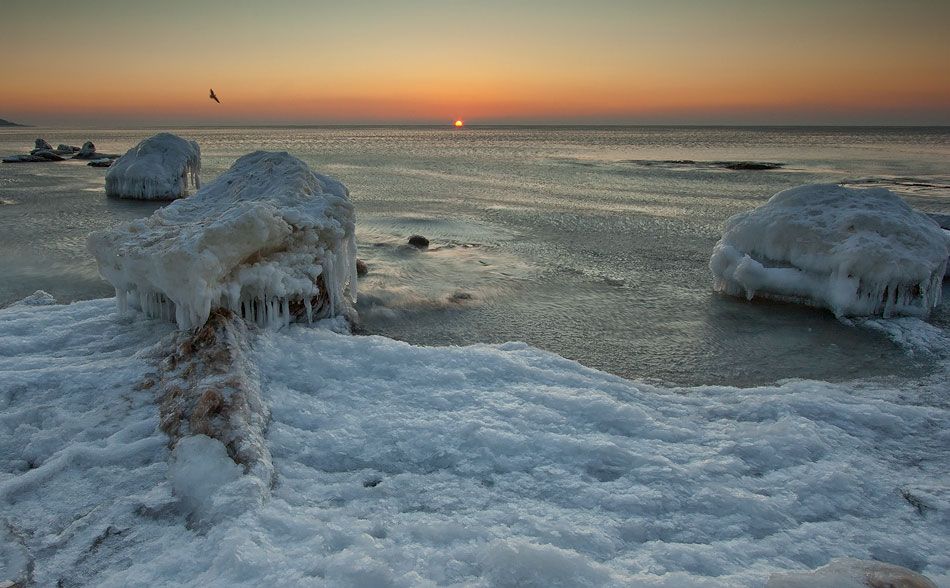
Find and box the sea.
[1,126,948,386]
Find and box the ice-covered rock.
[104,133,200,199]
[56,143,80,154]
[766,558,937,588]
[710,184,949,318]
[89,150,358,330]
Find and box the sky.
[2,0,949,126]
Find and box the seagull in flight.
[209,88,220,104]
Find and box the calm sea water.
[1,126,948,385]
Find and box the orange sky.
[2,0,949,125]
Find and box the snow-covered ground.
[1,298,947,586]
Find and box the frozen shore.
[0,297,947,586]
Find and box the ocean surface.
[1,126,948,386]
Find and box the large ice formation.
[89,150,358,330]
[104,133,201,199]
[710,184,949,317]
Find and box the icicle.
[115,288,127,314]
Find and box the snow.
[104,133,201,200]
[89,151,358,330]
[710,184,949,317]
[1,298,947,586]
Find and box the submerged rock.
[89,150,358,330]
[356,258,368,276]
[105,133,200,199]
[720,161,784,171]
[710,184,949,317]
[408,234,430,249]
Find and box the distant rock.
[73,141,119,161]
[87,158,114,168]
[3,153,58,163]
[30,138,53,154]
[0,118,28,127]
[56,144,80,154]
[408,235,430,249]
[720,161,784,171]
[356,258,368,276]
[73,141,97,159]
[32,149,66,161]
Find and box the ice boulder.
[89,150,358,330]
[105,133,200,199]
[710,184,948,318]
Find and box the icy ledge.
[710,184,949,318]
[89,151,358,330]
[105,132,201,200]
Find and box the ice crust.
[710,184,949,317]
[89,151,358,330]
[104,133,201,200]
[0,299,947,586]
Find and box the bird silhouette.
[209,89,220,104]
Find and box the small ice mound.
[766,558,937,588]
[710,184,949,318]
[11,290,57,306]
[89,150,358,330]
[105,133,201,200]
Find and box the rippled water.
[1,126,948,385]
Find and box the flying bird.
[209,89,220,104]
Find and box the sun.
[453,119,464,128]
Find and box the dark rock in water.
[56,144,80,154]
[3,154,39,163]
[87,158,114,168]
[72,141,98,159]
[0,118,28,127]
[31,149,65,161]
[30,138,53,153]
[408,235,430,249]
[720,161,783,171]
[3,153,59,163]
[356,258,368,276]
[73,141,118,161]
[450,290,473,302]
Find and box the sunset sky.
[2,0,949,126]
